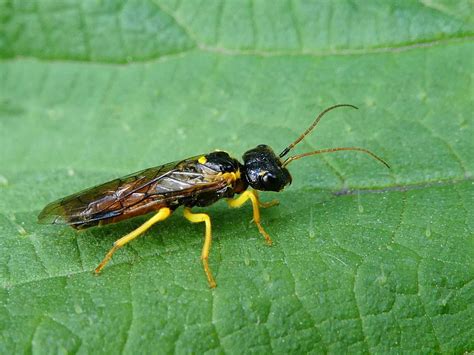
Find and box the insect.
[38,104,389,288]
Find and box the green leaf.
[1,1,473,353]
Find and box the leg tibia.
[183,208,216,288]
[227,190,273,245]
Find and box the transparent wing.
[38,156,223,228]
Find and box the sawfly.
[38,104,390,288]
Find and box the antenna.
[282,147,390,169]
[279,104,358,158]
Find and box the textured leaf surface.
[1,1,473,353]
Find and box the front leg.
[226,190,273,245]
[253,190,279,208]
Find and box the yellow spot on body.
[221,169,241,183]
[198,156,207,164]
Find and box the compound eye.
[261,172,276,186]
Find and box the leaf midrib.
[2,36,473,65]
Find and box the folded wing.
[38,157,227,229]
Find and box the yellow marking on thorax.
[221,169,241,184]
[198,156,207,164]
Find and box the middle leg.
[183,207,216,288]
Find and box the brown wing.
[38,156,227,229]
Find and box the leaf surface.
[1,1,473,353]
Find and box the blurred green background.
[1,1,473,353]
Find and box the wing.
[38,156,227,229]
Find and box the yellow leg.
[183,208,216,288]
[253,190,279,208]
[259,200,279,208]
[227,190,273,245]
[94,207,171,273]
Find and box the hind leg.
[95,207,171,273]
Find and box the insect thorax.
[178,151,248,208]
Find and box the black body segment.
[242,145,292,192]
[179,151,247,207]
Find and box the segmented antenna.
[279,104,358,158]
[282,147,391,168]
